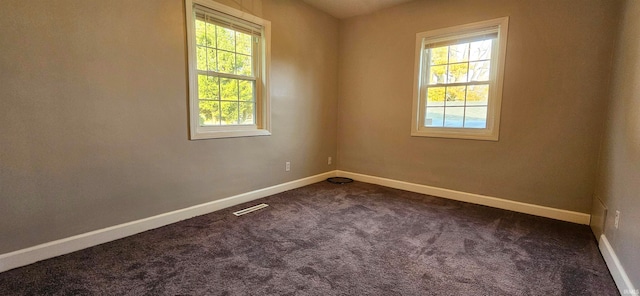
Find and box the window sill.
[411,129,498,141]
[190,129,271,140]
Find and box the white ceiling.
[301,0,414,19]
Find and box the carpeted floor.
[0,181,619,295]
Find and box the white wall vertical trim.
[599,235,638,296]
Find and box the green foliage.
[198,76,255,125]
[195,18,257,126]
[198,75,219,99]
[199,100,220,125]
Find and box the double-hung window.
[186,0,271,140]
[412,17,509,141]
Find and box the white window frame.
[185,0,271,140]
[411,17,509,141]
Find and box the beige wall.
[336,0,619,213]
[0,0,338,254]
[594,0,640,287]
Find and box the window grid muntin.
[196,16,255,78]
[423,37,495,129]
[195,11,259,127]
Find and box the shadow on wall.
[625,56,640,162]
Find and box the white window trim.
[185,0,271,140]
[411,17,509,141]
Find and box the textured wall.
[0,0,338,254]
[594,0,640,288]
[336,0,619,213]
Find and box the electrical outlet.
[328,157,332,165]
[615,210,620,229]
[285,161,291,172]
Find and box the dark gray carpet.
[0,181,618,295]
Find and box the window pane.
[470,39,492,61]
[207,48,217,71]
[216,26,235,52]
[198,75,219,100]
[199,100,220,126]
[464,106,487,128]
[206,22,216,47]
[239,102,255,124]
[448,63,469,83]
[466,85,489,106]
[448,43,469,63]
[220,78,239,101]
[238,80,254,102]
[430,46,448,65]
[429,65,447,84]
[195,20,208,46]
[446,86,466,106]
[469,61,491,81]
[236,32,252,55]
[236,54,252,76]
[189,8,269,136]
[196,46,207,70]
[221,101,239,125]
[217,50,235,74]
[427,87,445,107]
[425,107,444,127]
[444,107,464,127]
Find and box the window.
[411,17,508,141]
[185,0,271,140]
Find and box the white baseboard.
[598,234,640,296]
[599,235,638,296]
[0,171,337,273]
[336,170,591,225]
[0,170,594,274]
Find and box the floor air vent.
[233,203,269,216]
[327,177,354,184]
